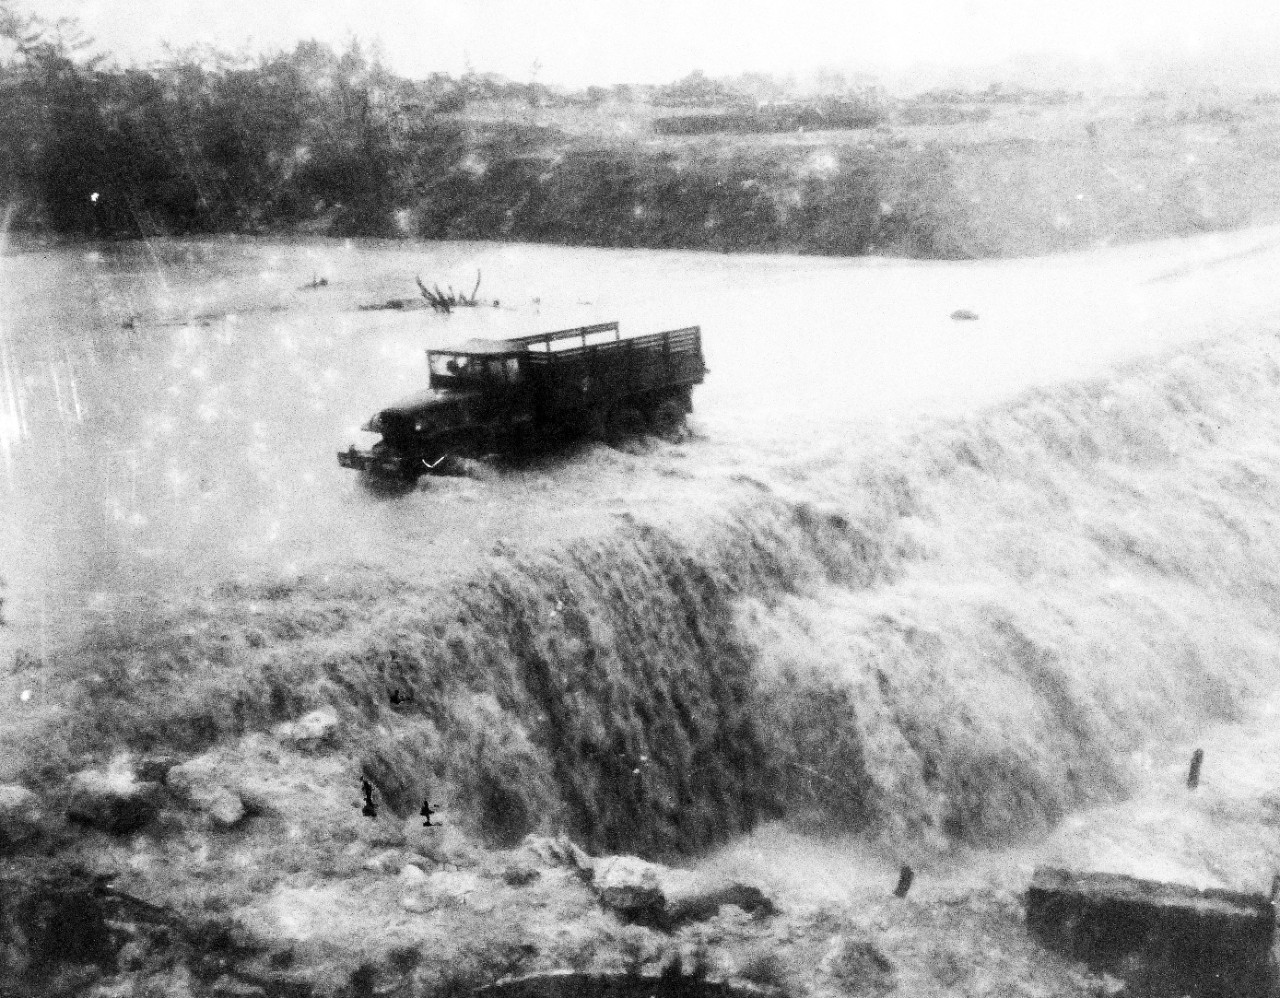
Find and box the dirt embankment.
[7,316,1280,993]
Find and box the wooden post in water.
[1187,748,1204,790]
[893,865,913,898]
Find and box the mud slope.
[14,320,1280,871]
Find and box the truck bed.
[524,326,705,414]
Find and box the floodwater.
[2,229,1280,652]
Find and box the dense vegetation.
[4,4,1277,258]
[0,6,458,237]
[0,4,963,256]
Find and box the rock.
[1027,866,1277,996]
[207,789,247,829]
[425,869,482,898]
[134,755,179,785]
[399,864,426,883]
[115,938,150,972]
[663,879,779,927]
[588,856,777,932]
[401,895,427,913]
[88,981,136,998]
[67,763,163,835]
[417,821,481,868]
[822,936,895,995]
[362,850,401,873]
[273,708,339,752]
[166,761,247,830]
[356,819,407,848]
[950,308,980,321]
[0,784,46,849]
[208,974,266,997]
[593,855,666,928]
[502,864,541,887]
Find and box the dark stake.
[1187,748,1204,790]
[420,798,438,827]
[359,778,378,818]
[1270,873,1280,903]
[894,865,914,898]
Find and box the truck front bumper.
[338,446,455,476]
[338,446,406,476]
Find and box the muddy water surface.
[2,230,1279,652]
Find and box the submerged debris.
[416,270,485,313]
[359,271,494,312]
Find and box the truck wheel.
[585,407,609,444]
[651,398,687,441]
[606,406,647,447]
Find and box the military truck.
[338,321,707,479]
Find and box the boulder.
[399,864,427,884]
[66,763,163,835]
[209,974,267,997]
[593,855,667,928]
[591,856,778,931]
[425,869,483,898]
[821,935,895,995]
[273,708,339,752]
[362,849,402,873]
[165,761,246,830]
[134,754,179,785]
[1027,866,1276,997]
[0,784,46,849]
[502,864,541,887]
[663,878,778,927]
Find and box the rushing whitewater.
[6,228,1280,855]
[7,230,1280,998]
[2,228,1278,653]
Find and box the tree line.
[1,6,460,236]
[0,4,963,257]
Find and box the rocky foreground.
[1,707,1108,998]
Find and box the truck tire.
[585,406,609,444]
[368,441,414,481]
[606,406,647,447]
[650,397,688,441]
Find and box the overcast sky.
[27,0,1280,86]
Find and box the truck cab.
[340,339,532,477]
[339,321,705,479]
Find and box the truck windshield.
[430,354,472,378]
[430,353,520,383]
